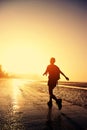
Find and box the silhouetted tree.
[0,65,8,78]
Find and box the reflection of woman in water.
[43,57,69,110]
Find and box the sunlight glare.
[12,79,25,112]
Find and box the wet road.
[0,79,87,130]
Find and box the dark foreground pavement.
[0,80,87,130]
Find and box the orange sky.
[0,1,87,82]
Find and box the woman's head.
[50,57,56,64]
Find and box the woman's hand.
[66,77,69,81]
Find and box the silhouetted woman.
[43,57,69,110]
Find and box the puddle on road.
[0,79,32,129]
[0,79,48,130]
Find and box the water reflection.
[0,79,26,129]
[46,108,53,130]
[46,107,62,130]
[12,81,20,113]
[11,79,27,113]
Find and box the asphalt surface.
[0,79,87,130]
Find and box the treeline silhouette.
[0,65,9,78]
